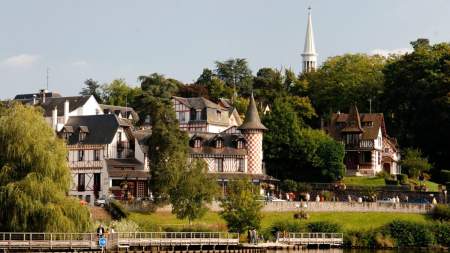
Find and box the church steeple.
[302,7,317,73]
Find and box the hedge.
[440,170,450,183]
[107,199,130,220]
[431,204,450,221]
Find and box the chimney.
[39,89,47,103]
[33,94,37,105]
[64,100,70,124]
[52,106,58,130]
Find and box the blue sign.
[99,237,107,248]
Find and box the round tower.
[238,94,267,174]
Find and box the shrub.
[376,170,390,179]
[269,220,305,236]
[293,210,309,220]
[107,199,130,220]
[109,220,139,232]
[281,179,298,192]
[385,178,399,185]
[397,174,408,185]
[386,220,435,247]
[430,222,450,247]
[296,182,313,193]
[306,221,342,233]
[440,170,450,183]
[343,230,377,248]
[431,204,450,221]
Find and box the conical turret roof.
[238,94,267,131]
[302,8,317,56]
[342,104,364,133]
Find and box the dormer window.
[216,139,224,149]
[362,121,374,127]
[217,110,222,120]
[194,139,202,148]
[79,126,89,142]
[237,140,244,149]
[61,126,73,141]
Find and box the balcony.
[345,140,374,150]
[69,160,103,169]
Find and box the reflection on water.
[266,249,436,253]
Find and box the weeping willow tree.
[0,103,91,232]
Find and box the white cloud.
[2,54,39,68]
[369,48,413,57]
[71,60,89,67]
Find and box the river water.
[266,249,439,253]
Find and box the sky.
[1,0,449,99]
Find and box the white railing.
[278,233,343,245]
[0,232,239,250]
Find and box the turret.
[302,7,318,73]
[238,94,267,174]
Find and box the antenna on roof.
[46,67,50,90]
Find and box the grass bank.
[128,211,429,232]
[343,176,440,191]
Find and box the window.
[217,110,222,120]
[361,151,372,163]
[79,132,86,142]
[78,173,85,191]
[194,139,202,148]
[216,139,224,148]
[362,121,374,127]
[85,195,91,203]
[112,179,122,187]
[237,140,244,149]
[196,110,202,120]
[78,150,84,161]
[378,152,381,165]
[94,173,101,191]
[179,112,186,122]
[215,158,223,172]
[238,158,245,172]
[94,150,100,161]
[345,134,360,145]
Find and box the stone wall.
[150,201,433,214]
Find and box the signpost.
[99,237,107,252]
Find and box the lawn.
[343,176,441,192]
[128,211,429,232]
[343,176,386,186]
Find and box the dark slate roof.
[14,91,62,100]
[100,104,139,121]
[133,129,152,154]
[189,132,247,156]
[238,94,267,131]
[62,114,121,145]
[39,96,91,117]
[173,96,224,110]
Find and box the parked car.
[94,197,108,207]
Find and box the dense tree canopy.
[215,58,253,97]
[101,79,142,108]
[306,54,386,117]
[80,78,103,103]
[263,97,345,182]
[170,160,218,223]
[382,39,450,178]
[400,148,432,179]
[220,178,262,233]
[0,103,91,232]
[138,74,188,202]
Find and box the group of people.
[96,224,115,238]
[247,228,263,244]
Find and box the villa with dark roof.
[325,104,401,176]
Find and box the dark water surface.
[266,249,440,253]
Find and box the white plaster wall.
[69,96,103,116]
[206,124,228,133]
[105,127,130,159]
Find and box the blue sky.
[1,0,449,99]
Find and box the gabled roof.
[327,106,388,141]
[173,96,225,110]
[100,104,139,121]
[39,96,91,117]
[238,94,267,131]
[62,114,122,145]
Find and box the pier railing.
[278,233,343,245]
[0,232,240,250]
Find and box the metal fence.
[278,232,343,245]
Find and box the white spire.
[302,6,317,73]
